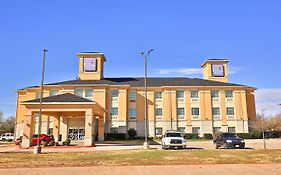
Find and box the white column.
[84,113,94,146]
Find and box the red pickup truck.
[16,134,54,146]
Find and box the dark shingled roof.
[45,77,248,87]
[23,93,94,103]
[21,77,254,90]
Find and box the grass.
[1,149,281,168]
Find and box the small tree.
[127,128,137,139]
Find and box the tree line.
[0,111,15,133]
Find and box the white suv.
[162,130,186,149]
[0,133,14,141]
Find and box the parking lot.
[0,139,281,153]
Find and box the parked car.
[0,133,14,141]
[162,130,186,149]
[15,134,54,146]
[213,132,245,149]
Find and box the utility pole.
[34,49,48,154]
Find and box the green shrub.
[64,139,71,146]
[251,130,262,139]
[105,133,126,140]
[54,142,59,146]
[237,133,253,139]
[127,128,137,139]
[1,138,6,141]
[184,133,199,139]
[203,133,213,140]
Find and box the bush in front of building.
[236,133,254,139]
[127,128,137,139]
[62,139,71,146]
[105,133,126,140]
[203,133,213,140]
[184,133,199,139]
[251,129,262,139]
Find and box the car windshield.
[166,133,182,137]
[223,133,238,138]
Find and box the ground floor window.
[192,127,200,134]
[178,127,185,134]
[68,128,85,141]
[213,127,221,133]
[155,127,163,136]
[110,127,118,133]
[228,127,236,133]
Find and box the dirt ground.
[1,164,281,175]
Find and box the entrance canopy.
[20,93,107,148]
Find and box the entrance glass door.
[68,128,85,141]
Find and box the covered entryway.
[20,93,107,148]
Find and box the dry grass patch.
[1,149,281,168]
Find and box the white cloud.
[155,66,242,75]
[255,88,281,117]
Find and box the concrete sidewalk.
[1,164,281,175]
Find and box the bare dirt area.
[1,164,281,175]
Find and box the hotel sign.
[83,58,97,72]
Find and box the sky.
[0,0,280,118]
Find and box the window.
[85,89,93,98]
[192,127,200,134]
[110,127,118,133]
[74,89,83,97]
[111,90,119,101]
[129,108,136,119]
[178,127,185,134]
[211,90,219,98]
[213,127,221,133]
[225,90,233,98]
[155,108,163,117]
[226,107,235,115]
[177,108,185,119]
[110,107,118,117]
[49,90,58,96]
[212,107,220,120]
[190,91,198,98]
[228,127,236,133]
[155,127,163,135]
[35,92,41,99]
[74,89,93,99]
[191,107,199,116]
[48,128,53,135]
[129,91,137,102]
[155,91,162,100]
[176,90,184,99]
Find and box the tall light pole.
[141,49,153,150]
[261,108,266,150]
[34,49,48,154]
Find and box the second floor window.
[191,107,199,116]
[110,107,118,116]
[226,107,235,115]
[129,91,137,101]
[111,90,119,101]
[155,108,163,116]
[212,107,220,116]
[129,108,136,119]
[74,89,93,99]
[177,108,185,116]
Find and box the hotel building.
[15,52,256,148]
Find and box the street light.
[34,49,48,154]
[141,49,153,150]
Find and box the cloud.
[155,66,242,75]
[155,68,202,75]
[255,88,281,117]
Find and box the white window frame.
[226,107,235,119]
[155,108,163,119]
[129,91,137,103]
[177,108,185,119]
[155,91,162,101]
[191,107,199,119]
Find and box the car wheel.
[215,143,219,149]
[239,145,245,149]
[41,140,48,147]
[223,143,228,149]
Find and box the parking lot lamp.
[34,49,48,154]
[261,108,266,150]
[141,49,153,150]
